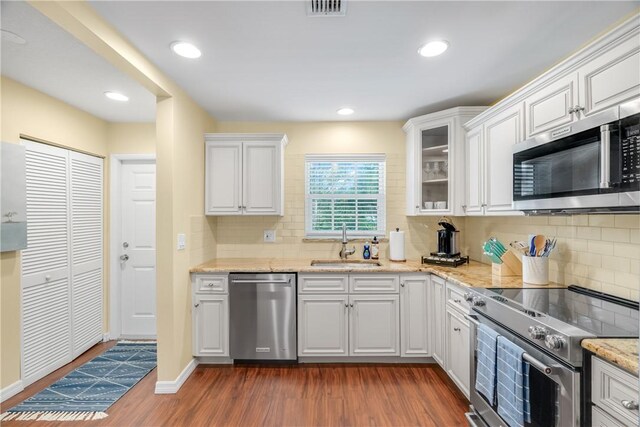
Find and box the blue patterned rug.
[0,342,156,422]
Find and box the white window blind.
[305,154,386,237]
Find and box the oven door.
[466,313,581,427]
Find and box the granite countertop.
[582,339,639,376]
[190,258,562,289]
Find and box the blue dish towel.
[496,336,531,427]
[475,323,499,404]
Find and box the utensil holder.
[522,256,549,285]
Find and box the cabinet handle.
[345,303,349,308]
[401,282,405,287]
[207,282,215,287]
[621,400,639,410]
[453,299,461,303]
[238,206,242,209]
[45,275,51,282]
[453,327,461,332]
[350,303,354,308]
[568,107,576,114]
[574,105,585,113]
[462,205,467,211]
[194,303,200,308]
[415,205,420,209]
[481,203,487,207]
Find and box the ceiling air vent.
[307,0,347,17]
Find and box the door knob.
[120,254,129,261]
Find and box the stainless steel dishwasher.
[229,273,296,361]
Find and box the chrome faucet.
[339,223,356,260]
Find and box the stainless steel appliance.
[229,273,296,361]
[463,286,639,427]
[512,99,640,214]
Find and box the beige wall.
[106,122,155,154]
[214,121,445,261]
[0,76,110,389]
[465,215,640,301]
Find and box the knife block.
[491,250,522,277]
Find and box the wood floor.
[2,342,469,427]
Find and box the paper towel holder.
[389,227,407,262]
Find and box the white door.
[445,306,471,398]
[465,126,484,215]
[400,275,430,357]
[430,276,445,367]
[484,105,525,214]
[242,142,280,215]
[350,294,399,356]
[297,295,349,356]
[120,161,156,337]
[193,294,229,356]
[205,142,242,215]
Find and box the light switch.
[264,230,276,243]
[177,233,186,250]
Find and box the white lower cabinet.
[400,275,430,357]
[350,295,399,356]
[192,294,229,356]
[445,304,471,398]
[297,294,349,356]
[430,276,446,366]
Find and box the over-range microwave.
[512,99,640,214]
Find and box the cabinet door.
[525,73,579,137]
[400,275,430,357]
[298,295,348,356]
[242,141,281,215]
[484,105,525,214]
[431,276,446,366]
[350,295,400,356]
[205,142,242,215]
[579,34,640,117]
[464,125,484,215]
[445,305,471,398]
[193,294,229,356]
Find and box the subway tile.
[614,215,640,229]
[600,227,630,243]
[587,240,614,255]
[576,227,601,240]
[588,215,615,227]
[613,243,640,259]
[601,255,630,273]
[614,272,640,290]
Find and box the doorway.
[110,155,156,339]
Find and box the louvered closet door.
[70,151,103,357]
[21,141,72,386]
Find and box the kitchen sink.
[310,260,382,268]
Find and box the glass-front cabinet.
[404,107,486,216]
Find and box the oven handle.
[465,314,555,376]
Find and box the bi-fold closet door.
[21,139,103,387]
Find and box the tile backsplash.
[465,214,640,301]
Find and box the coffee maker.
[422,218,469,267]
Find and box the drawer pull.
[453,327,461,332]
[453,299,461,303]
[207,282,215,287]
[621,400,639,410]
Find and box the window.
[305,154,386,237]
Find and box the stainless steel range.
[463,285,639,427]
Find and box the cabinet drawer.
[592,406,627,427]
[299,274,348,294]
[349,274,399,293]
[446,281,470,313]
[592,357,639,427]
[193,274,228,293]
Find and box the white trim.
[204,133,288,146]
[108,154,156,341]
[0,380,24,403]
[102,333,110,342]
[298,356,434,364]
[154,359,197,394]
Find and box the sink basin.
[310,260,382,268]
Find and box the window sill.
[303,237,388,243]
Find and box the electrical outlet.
[177,233,186,250]
[264,230,276,243]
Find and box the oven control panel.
[621,123,640,185]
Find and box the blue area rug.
[0,342,156,422]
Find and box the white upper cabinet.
[404,107,486,216]
[484,105,525,215]
[205,133,287,216]
[464,126,484,215]
[525,73,579,138]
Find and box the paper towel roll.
[389,229,406,262]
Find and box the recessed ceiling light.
[171,41,202,59]
[104,91,129,102]
[418,40,449,57]
[337,107,354,116]
[1,29,26,45]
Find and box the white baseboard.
[154,359,197,394]
[102,333,110,342]
[0,380,24,403]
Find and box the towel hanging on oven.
[475,323,499,405]
[496,336,531,427]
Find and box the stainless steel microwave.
[512,99,640,214]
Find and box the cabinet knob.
[207,282,214,287]
[481,203,487,207]
[194,303,200,308]
[453,299,461,304]
[415,205,420,209]
[345,303,349,308]
[568,107,576,114]
[400,282,405,287]
[45,275,51,282]
[453,327,461,332]
[621,400,639,410]
[461,205,467,211]
[350,303,354,308]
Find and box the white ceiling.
[89,0,639,122]
[1,1,156,123]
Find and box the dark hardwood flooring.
[2,342,469,426]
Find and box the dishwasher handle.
[231,279,291,285]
